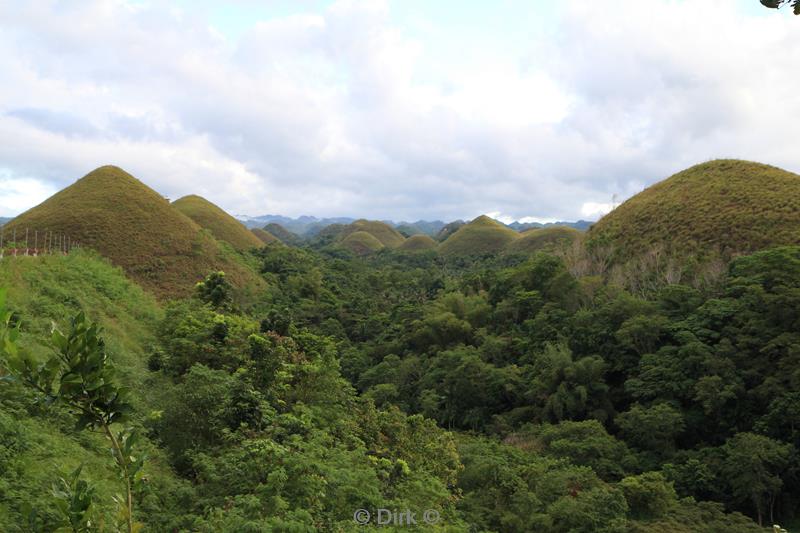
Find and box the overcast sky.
[1,0,798,222]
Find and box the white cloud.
[581,202,614,219]
[0,0,798,222]
[0,172,58,217]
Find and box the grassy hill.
[251,227,279,245]
[399,234,437,251]
[172,195,264,251]
[4,166,262,298]
[438,215,519,257]
[436,220,465,242]
[340,230,385,255]
[0,250,183,527]
[264,223,301,245]
[506,226,582,254]
[588,159,800,259]
[340,219,406,248]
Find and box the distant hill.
[395,224,423,237]
[340,219,405,249]
[251,227,279,245]
[263,223,301,245]
[237,214,587,239]
[436,220,466,242]
[0,217,10,227]
[395,220,447,236]
[4,166,262,298]
[399,234,437,252]
[238,214,355,236]
[438,215,519,257]
[506,226,582,254]
[510,220,593,232]
[173,194,264,251]
[588,159,800,259]
[340,230,384,255]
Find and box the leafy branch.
[0,290,145,533]
[760,0,800,15]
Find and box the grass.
[263,223,301,245]
[340,219,406,248]
[340,231,385,255]
[3,166,263,298]
[172,194,264,251]
[251,227,279,245]
[0,251,183,528]
[588,159,800,260]
[506,226,582,254]
[399,234,437,251]
[438,215,519,257]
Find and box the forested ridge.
[0,233,798,532]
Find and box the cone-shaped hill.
[438,215,520,257]
[339,219,406,248]
[436,220,465,242]
[399,234,437,252]
[588,160,800,259]
[264,223,301,245]
[506,226,582,254]
[251,227,280,245]
[5,166,262,298]
[340,231,384,255]
[172,195,264,251]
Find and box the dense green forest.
[1,232,799,531]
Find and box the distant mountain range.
[236,214,593,237]
[0,217,11,227]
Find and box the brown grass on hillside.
[588,159,800,260]
[399,234,437,251]
[438,215,519,257]
[4,166,263,298]
[173,195,264,251]
[340,230,385,255]
[340,219,406,248]
[506,226,582,255]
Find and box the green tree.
[196,271,232,308]
[616,403,685,456]
[536,420,635,480]
[619,471,677,519]
[721,432,792,526]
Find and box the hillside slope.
[4,166,261,298]
[438,215,519,257]
[0,251,183,527]
[399,234,437,251]
[340,219,406,248]
[251,227,279,245]
[172,195,264,251]
[588,160,800,259]
[507,226,582,254]
[340,230,385,255]
[264,223,301,245]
